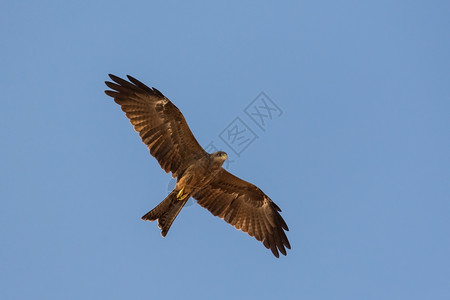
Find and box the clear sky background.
[1,1,449,299]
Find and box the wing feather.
[105,74,206,177]
[193,169,290,258]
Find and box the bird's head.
[212,151,228,165]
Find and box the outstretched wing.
[192,169,290,258]
[105,74,206,177]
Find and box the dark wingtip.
[272,247,280,258]
[126,74,135,81]
[104,81,117,90]
[152,87,165,97]
[126,75,155,94]
[272,202,282,212]
[108,74,118,81]
[104,90,119,98]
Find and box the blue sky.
[1,1,449,299]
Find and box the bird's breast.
[176,158,221,192]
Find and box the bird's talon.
[177,187,186,200]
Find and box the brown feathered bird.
[104,74,290,257]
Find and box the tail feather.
[141,191,176,221]
[142,190,189,237]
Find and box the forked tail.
[141,190,189,237]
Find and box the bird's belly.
[175,165,219,194]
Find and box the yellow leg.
[177,187,188,200]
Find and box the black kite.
[104,74,290,257]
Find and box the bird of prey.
[104,74,290,257]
